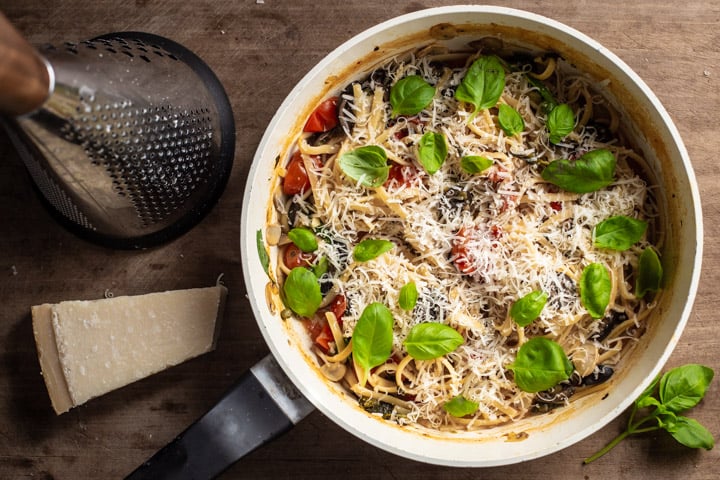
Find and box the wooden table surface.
[1,1,718,478]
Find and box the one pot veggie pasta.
[261,40,663,431]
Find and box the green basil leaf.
[636,395,662,410]
[526,75,558,113]
[390,75,436,117]
[282,267,322,317]
[288,227,318,252]
[417,131,447,174]
[667,416,715,450]
[404,322,464,360]
[508,337,573,393]
[498,103,525,136]
[510,290,548,327]
[338,145,390,187]
[399,281,418,311]
[443,395,479,418]
[541,148,616,193]
[636,247,663,299]
[460,155,493,175]
[580,263,611,319]
[352,302,394,371]
[312,256,329,278]
[353,239,394,262]
[546,103,575,144]
[593,216,648,251]
[659,364,714,413]
[455,55,506,121]
[256,229,270,276]
[635,373,662,407]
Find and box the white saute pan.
[128,6,702,478]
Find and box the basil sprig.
[510,290,548,327]
[546,103,575,144]
[338,145,389,187]
[352,302,394,371]
[636,247,663,298]
[443,395,479,418]
[353,239,394,262]
[508,337,573,393]
[404,322,464,360]
[580,263,611,319]
[460,155,493,175]
[288,226,318,252]
[283,267,322,317]
[455,55,506,122]
[399,281,418,311]
[390,75,435,117]
[498,103,525,136]
[585,364,715,463]
[593,216,648,251]
[541,148,616,193]
[417,131,448,174]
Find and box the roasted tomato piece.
[283,243,315,269]
[303,97,339,133]
[283,151,322,195]
[452,226,478,275]
[384,162,418,189]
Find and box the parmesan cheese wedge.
[31,285,227,414]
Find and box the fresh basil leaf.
[443,395,479,418]
[635,373,661,407]
[288,227,318,252]
[508,337,573,393]
[353,239,394,262]
[283,267,322,317]
[526,75,558,113]
[636,395,662,410]
[399,281,418,311]
[510,290,548,327]
[636,247,663,299]
[338,145,390,187]
[455,55,506,121]
[460,155,493,174]
[667,416,715,450]
[659,364,714,413]
[593,216,648,251]
[498,103,525,136]
[417,131,448,174]
[546,103,575,144]
[580,263,611,319]
[312,256,329,278]
[390,75,435,117]
[352,302,394,371]
[404,322,463,360]
[541,148,616,193]
[256,229,270,276]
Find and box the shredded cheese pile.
[271,46,660,431]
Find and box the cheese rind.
[32,285,227,414]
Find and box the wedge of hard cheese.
[31,285,227,414]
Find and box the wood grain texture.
[0,1,718,478]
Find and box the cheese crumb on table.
[31,285,227,414]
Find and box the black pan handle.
[125,355,315,480]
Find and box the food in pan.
[260,41,663,431]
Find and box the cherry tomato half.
[452,227,478,275]
[384,162,418,189]
[303,97,339,133]
[283,243,315,269]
